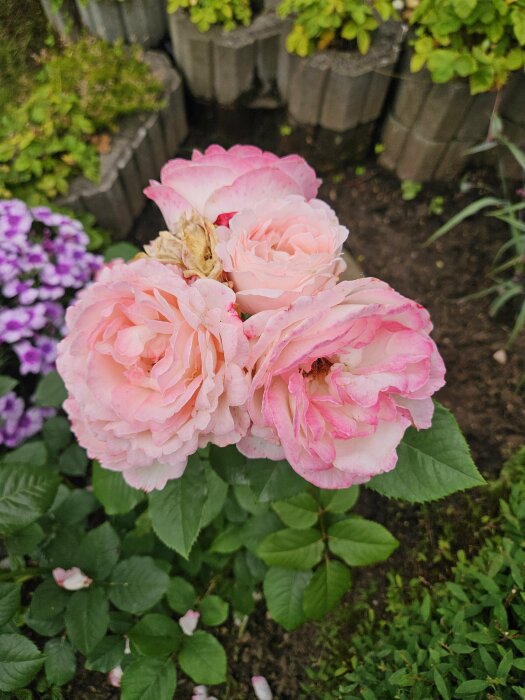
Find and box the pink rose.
[144,144,320,230]
[56,258,250,491]
[215,196,348,314]
[239,278,446,489]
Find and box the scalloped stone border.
[379,54,525,181]
[57,52,187,238]
[278,21,406,133]
[168,10,287,105]
[75,0,167,48]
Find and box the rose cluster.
[0,200,102,447]
[57,145,445,491]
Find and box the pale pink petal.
[252,675,273,700]
[179,610,200,636]
[108,666,123,688]
[52,567,92,591]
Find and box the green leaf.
[121,657,177,700]
[77,522,120,580]
[426,198,503,244]
[263,567,312,631]
[455,680,490,695]
[248,459,306,502]
[42,416,72,454]
[65,588,109,656]
[92,460,143,515]
[85,635,125,672]
[179,631,227,685]
[200,465,228,527]
[0,375,17,397]
[129,614,182,657]
[303,560,351,620]
[368,403,485,502]
[209,444,249,485]
[0,464,59,535]
[258,528,323,570]
[0,584,19,626]
[272,492,319,529]
[148,454,207,558]
[6,523,44,557]
[44,638,76,686]
[29,579,69,622]
[318,485,359,513]
[109,556,169,614]
[2,441,47,467]
[52,488,99,526]
[199,596,228,626]
[104,242,140,262]
[328,518,398,566]
[0,634,44,691]
[210,523,244,554]
[33,371,67,407]
[166,576,196,614]
[58,443,88,476]
[241,512,282,554]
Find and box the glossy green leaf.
[121,657,177,700]
[263,567,311,631]
[303,560,351,619]
[258,527,323,570]
[65,588,109,656]
[179,631,227,685]
[109,556,169,614]
[328,518,398,566]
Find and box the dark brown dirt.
[71,117,524,699]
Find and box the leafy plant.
[401,179,423,200]
[0,396,483,694]
[304,448,525,699]
[277,0,398,57]
[0,38,163,203]
[409,0,525,93]
[167,0,252,31]
[426,129,525,345]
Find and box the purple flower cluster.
[0,392,54,448]
[0,199,103,447]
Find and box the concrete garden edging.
[278,22,406,134]
[57,52,187,238]
[75,0,167,47]
[379,52,525,182]
[168,9,287,105]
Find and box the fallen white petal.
[52,566,92,591]
[252,675,273,700]
[108,665,123,688]
[179,609,200,636]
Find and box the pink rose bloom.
[215,196,348,314]
[56,258,250,491]
[144,144,321,230]
[239,278,446,489]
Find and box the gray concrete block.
[414,80,472,141]
[144,111,167,174]
[361,65,394,123]
[379,112,410,171]
[213,29,256,105]
[434,140,470,181]
[391,68,433,128]
[396,131,447,181]
[115,142,145,220]
[455,91,496,143]
[288,53,331,126]
[320,68,371,131]
[82,173,133,239]
[40,0,79,38]
[75,0,167,46]
[501,73,525,128]
[252,14,284,91]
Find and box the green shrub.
[0,38,163,203]
[409,0,525,93]
[277,0,397,57]
[167,0,252,31]
[307,448,525,699]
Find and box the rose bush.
[215,195,348,314]
[56,257,249,491]
[144,144,321,230]
[239,278,446,488]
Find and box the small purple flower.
[14,340,44,375]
